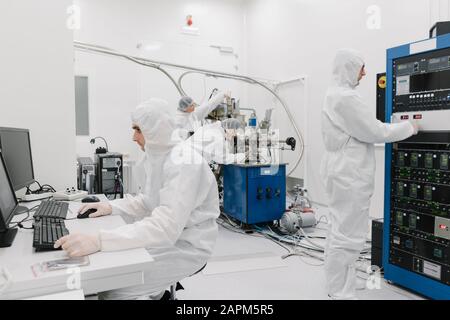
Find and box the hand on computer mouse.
[54,233,100,257]
[77,208,97,219]
[78,202,112,218]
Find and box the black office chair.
[163,264,207,300]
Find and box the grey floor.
[177,206,424,300]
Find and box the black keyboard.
[33,217,69,251]
[33,200,68,219]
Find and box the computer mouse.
[81,195,100,203]
[77,208,97,219]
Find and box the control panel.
[393,47,450,113]
[390,141,450,285]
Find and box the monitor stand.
[0,228,18,248]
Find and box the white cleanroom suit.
[99,98,220,299]
[175,91,226,139]
[319,49,417,299]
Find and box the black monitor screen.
[0,152,17,230]
[409,69,450,93]
[0,128,34,190]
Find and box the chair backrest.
[169,263,208,300]
[191,263,207,276]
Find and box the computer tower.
[371,219,383,269]
[376,73,386,122]
[95,152,123,199]
[77,157,95,194]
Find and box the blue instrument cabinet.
[383,34,450,299]
[223,164,286,224]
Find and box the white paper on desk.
[202,252,287,275]
[31,256,90,277]
[43,256,90,271]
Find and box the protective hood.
[131,98,181,153]
[331,49,364,89]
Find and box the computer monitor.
[0,151,19,247]
[0,127,35,191]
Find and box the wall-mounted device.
[376,73,386,122]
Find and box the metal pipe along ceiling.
[73,41,305,175]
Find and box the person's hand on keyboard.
[54,233,101,257]
[78,202,112,218]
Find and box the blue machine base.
[223,164,286,224]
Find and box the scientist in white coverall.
[55,98,220,300]
[176,91,228,139]
[320,49,419,299]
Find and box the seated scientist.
[54,98,220,300]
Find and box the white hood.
[130,98,181,205]
[331,49,364,89]
[131,98,181,153]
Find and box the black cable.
[260,230,324,253]
[90,136,109,152]
[208,88,219,100]
[9,208,31,228]
[219,212,324,254]
[218,215,292,253]
[40,184,56,193]
[268,231,313,251]
[17,222,34,230]
[28,205,40,212]
[25,180,56,194]
[41,184,56,191]
[113,178,119,200]
[28,181,43,194]
[11,204,40,227]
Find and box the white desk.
[26,289,85,300]
[0,197,154,300]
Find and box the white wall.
[0,0,76,192]
[243,0,432,218]
[430,0,450,22]
[73,0,247,162]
